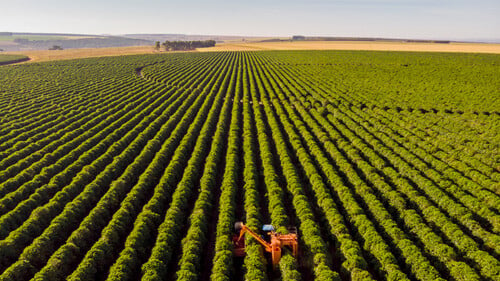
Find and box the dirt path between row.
[134,60,166,81]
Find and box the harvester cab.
[262,224,275,232]
[232,221,299,268]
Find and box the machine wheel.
[235,221,244,232]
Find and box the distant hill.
[122,34,263,43]
[0,32,153,51]
[281,36,454,44]
[285,36,500,44]
[2,33,492,52]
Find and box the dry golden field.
[3,41,500,64]
[205,40,500,54]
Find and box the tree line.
[156,40,216,51]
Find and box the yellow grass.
[3,41,499,64]
[205,41,500,54]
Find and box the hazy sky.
[1,0,499,41]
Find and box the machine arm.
[235,223,273,253]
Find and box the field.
[0,50,499,281]
[3,41,500,64]
[0,55,29,65]
[205,41,500,54]
[0,35,69,42]
[2,46,157,63]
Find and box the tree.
[155,41,160,51]
[162,40,216,51]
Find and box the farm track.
[0,51,498,281]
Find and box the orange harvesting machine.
[232,221,299,267]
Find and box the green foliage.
[0,54,28,65]
[0,50,498,281]
[162,40,216,51]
